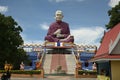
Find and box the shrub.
[0,70,41,74]
[78,70,97,75]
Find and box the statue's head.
[54,10,64,21]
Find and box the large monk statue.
[45,10,74,43]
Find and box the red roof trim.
[95,23,120,57]
[91,54,120,62]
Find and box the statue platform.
[43,42,74,54]
[43,42,74,49]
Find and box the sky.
[0,0,120,47]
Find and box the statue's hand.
[54,29,61,35]
[56,34,64,38]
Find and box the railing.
[40,52,46,69]
[73,51,97,78]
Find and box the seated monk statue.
[45,10,74,43]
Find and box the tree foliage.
[106,2,120,29]
[0,13,29,69]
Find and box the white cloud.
[20,33,27,42]
[20,33,44,44]
[108,0,120,7]
[22,24,105,48]
[71,26,105,47]
[0,6,8,13]
[24,40,43,44]
[40,22,49,30]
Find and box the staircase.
[43,53,76,74]
[50,54,67,73]
[65,54,76,74]
[43,54,52,74]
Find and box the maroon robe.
[45,21,74,42]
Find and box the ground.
[11,75,97,80]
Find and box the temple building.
[91,23,120,80]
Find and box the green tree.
[106,2,120,29]
[0,13,29,69]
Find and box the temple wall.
[111,61,120,80]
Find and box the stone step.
[43,53,76,74]
[43,54,52,74]
[50,54,67,73]
[65,54,76,74]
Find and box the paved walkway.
[11,75,97,80]
[11,77,97,80]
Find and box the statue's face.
[55,12,63,21]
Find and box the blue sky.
[0,0,120,47]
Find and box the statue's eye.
[56,14,62,16]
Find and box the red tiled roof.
[94,23,120,60]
